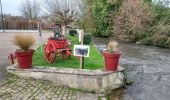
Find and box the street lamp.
[0,0,4,32]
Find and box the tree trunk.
[62,24,67,36]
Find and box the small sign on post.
[74,30,90,69]
[73,45,90,57]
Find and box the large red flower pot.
[103,51,121,71]
[15,49,35,69]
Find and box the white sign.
[73,45,90,57]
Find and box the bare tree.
[76,0,96,32]
[76,0,87,14]
[42,0,79,35]
[20,0,41,21]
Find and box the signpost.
[74,29,90,69]
[38,22,42,37]
[80,30,84,69]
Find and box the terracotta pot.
[15,49,34,69]
[102,51,121,71]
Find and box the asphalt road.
[0,31,53,80]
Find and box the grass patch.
[33,35,104,70]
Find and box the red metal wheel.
[44,43,56,63]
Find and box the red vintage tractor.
[44,29,72,63]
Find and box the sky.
[1,0,42,16]
[1,0,23,16]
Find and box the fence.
[0,21,38,30]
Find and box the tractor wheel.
[44,43,56,63]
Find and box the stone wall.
[7,64,124,94]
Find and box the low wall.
[7,64,125,94]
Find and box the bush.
[91,28,97,36]
[92,0,122,37]
[134,32,153,42]
[136,34,170,48]
[152,34,170,48]
[136,23,170,48]
[167,39,170,48]
[69,29,77,36]
[113,0,155,42]
[92,0,110,37]
[155,22,170,36]
[154,4,170,24]
[83,33,92,44]
[136,37,153,45]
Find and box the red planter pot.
[102,51,121,71]
[15,49,35,69]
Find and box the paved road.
[0,32,53,80]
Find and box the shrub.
[69,29,77,36]
[92,0,110,37]
[152,34,169,48]
[167,38,170,48]
[134,32,153,42]
[153,3,170,24]
[136,34,170,48]
[155,22,170,36]
[13,34,35,51]
[136,37,153,45]
[91,27,97,36]
[92,0,122,37]
[83,33,92,44]
[113,0,155,42]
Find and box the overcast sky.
[1,0,23,16]
[1,0,42,16]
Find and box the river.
[93,37,170,100]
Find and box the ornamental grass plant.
[13,34,35,51]
[106,40,119,53]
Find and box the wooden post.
[80,30,84,69]
[38,22,41,36]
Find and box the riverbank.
[93,36,170,49]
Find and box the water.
[93,37,170,100]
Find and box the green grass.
[32,35,104,70]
